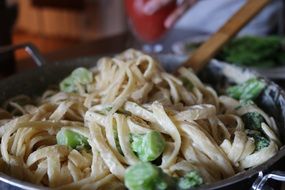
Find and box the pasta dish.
[0,49,280,190]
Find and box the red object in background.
[125,0,176,43]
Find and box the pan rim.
[0,54,284,190]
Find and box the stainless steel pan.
[0,44,285,190]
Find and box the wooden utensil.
[182,0,272,72]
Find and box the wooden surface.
[184,0,272,72]
[16,0,127,40]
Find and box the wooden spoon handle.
[182,0,272,72]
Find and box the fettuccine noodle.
[0,49,280,189]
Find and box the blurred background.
[1,0,285,77]
[8,0,127,61]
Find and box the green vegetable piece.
[241,112,265,130]
[56,128,90,150]
[180,77,194,91]
[255,135,270,151]
[247,130,270,151]
[71,67,93,85]
[124,162,175,190]
[60,67,92,92]
[217,36,285,67]
[177,170,203,190]
[234,99,254,110]
[242,111,270,152]
[60,76,76,93]
[226,85,242,100]
[240,79,266,100]
[226,78,266,101]
[131,131,165,162]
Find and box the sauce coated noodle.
[0,49,280,189]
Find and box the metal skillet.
[0,43,285,190]
[0,0,283,188]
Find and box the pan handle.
[251,171,285,190]
[0,43,45,67]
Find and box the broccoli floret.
[227,78,266,101]
[60,67,93,93]
[131,131,165,162]
[124,162,175,190]
[177,170,203,190]
[56,129,90,150]
[241,112,265,130]
[241,112,270,151]
[255,135,270,151]
[125,162,204,190]
[234,100,255,110]
[247,130,270,151]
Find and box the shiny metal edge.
[0,56,284,189]
[0,172,47,190]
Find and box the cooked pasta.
[0,49,280,189]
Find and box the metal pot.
[0,44,285,190]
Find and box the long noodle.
[0,49,280,189]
